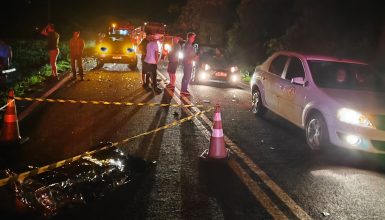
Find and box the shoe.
[153,87,162,93]
[180,91,191,96]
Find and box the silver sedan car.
[250,51,385,154]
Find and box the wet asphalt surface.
[0,59,385,219]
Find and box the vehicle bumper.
[197,70,240,83]
[327,116,385,154]
[97,54,137,64]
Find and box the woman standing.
[41,23,60,79]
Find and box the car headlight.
[164,44,171,52]
[199,71,208,81]
[204,64,210,71]
[230,74,239,82]
[230,66,238,73]
[178,51,184,59]
[337,108,375,128]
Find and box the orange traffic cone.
[0,89,28,145]
[200,104,229,160]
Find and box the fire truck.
[108,22,135,36]
[95,22,138,69]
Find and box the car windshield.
[200,48,228,69]
[106,34,131,42]
[308,60,385,92]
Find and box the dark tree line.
[177,0,385,72]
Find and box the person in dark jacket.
[69,31,85,80]
[41,24,60,79]
[166,36,181,89]
[138,35,149,87]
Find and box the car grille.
[372,140,385,152]
[373,115,385,131]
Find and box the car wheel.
[305,112,330,151]
[251,89,266,116]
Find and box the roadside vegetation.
[176,0,385,79]
[1,40,71,105]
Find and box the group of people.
[138,31,197,96]
[41,23,198,94]
[40,23,85,80]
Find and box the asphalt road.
[1,59,385,219]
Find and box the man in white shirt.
[181,32,197,96]
[143,34,161,93]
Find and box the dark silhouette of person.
[41,24,60,79]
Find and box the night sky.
[1,0,187,38]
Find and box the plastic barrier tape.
[0,107,213,187]
[14,97,204,108]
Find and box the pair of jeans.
[71,55,83,77]
[181,64,193,92]
[143,62,157,87]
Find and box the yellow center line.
[228,159,288,219]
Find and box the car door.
[264,55,289,113]
[278,56,307,126]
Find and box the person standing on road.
[181,32,197,96]
[144,34,162,93]
[41,23,60,79]
[69,31,85,80]
[138,35,149,87]
[166,36,181,89]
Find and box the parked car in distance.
[191,46,240,86]
[250,51,385,154]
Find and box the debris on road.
[3,145,152,218]
[322,211,330,217]
[203,100,211,103]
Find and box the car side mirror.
[291,77,306,86]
